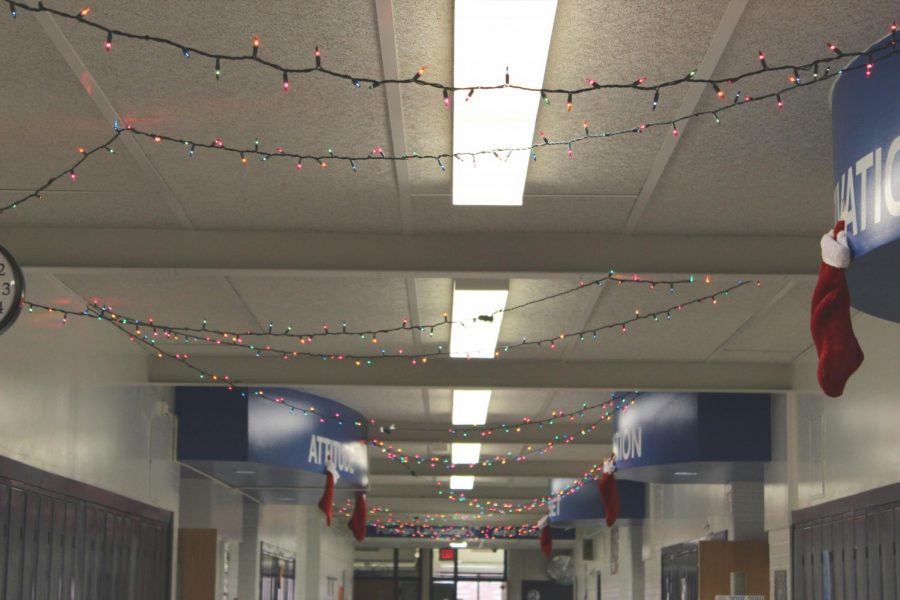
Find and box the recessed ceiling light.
[450,541,469,549]
[674,472,698,476]
[452,390,492,425]
[234,469,256,475]
[451,443,482,465]
[450,475,475,490]
[450,280,508,359]
[452,0,559,205]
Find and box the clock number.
[1,282,9,296]
[0,264,6,276]
[0,302,4,314]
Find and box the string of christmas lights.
[23,278,755,374]
[23,300,620,523]
[371,393,637,469]
[66,273,693,344]
[3,39,895,219]
[5,2,896,104]
[0,130,121,216]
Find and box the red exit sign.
[438,548,455,561]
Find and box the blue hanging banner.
[610,392,770,483]
[175,387,369,502]
[548,478,646,524]
[831,35,900,322]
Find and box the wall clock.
[0,244,25,335]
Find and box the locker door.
[49,499,65,600]
[831,517,845,600]
[83,506,102,600]
[137,520,154,600]
[4,488,25,600]
[842,516,855,600]
[123,518,138,600]
[853,514,869,600]
[151,523,167,600]
[60,502,78,600]
[895,507,900,600]
[0,483,9,600]
[106,513,120,600]
[812,521,824,599]
[793,526,807,600]
[878,509,895,600]
[867,512,883,600]
[21,491,41,599]
[35,494,53,599]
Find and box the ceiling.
[1,0,895,528]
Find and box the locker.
[61,502,78,600]
[853,514,869,600]
[49,499,65,600]
[0,483,8,600]
[21,491,41,599]
[84,506,102,599]
[812,522,823,599]
[35,494,53,599]
[895,508,900,600]
[4,488,25,600]
[866,512,883,599]
[841,516,854,600]
[877,509,896,600]
[831,517,845,600]
[0,473,171,600]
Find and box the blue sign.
[610,393,770,483]
[832,36,900,322]
[548,478,646,524]
[175,387,369,490]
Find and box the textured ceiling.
[2,0,892,520]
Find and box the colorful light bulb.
[651,89,659,111]
[413,65,427,80]
[443,88,450,108]
[78,7,91,17]
[776,94,784,109]
[8,2,15,18]
[104,31,112,52]
[757,50,767,69]
[215,58,221,80]
[671,123,678,137]
[283,71,290,92]
[69,170,77,182]
[252,34,260,57]
[566,93,573,112]
[314,46,322,68]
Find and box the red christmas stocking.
[348,492,368,542]
[317,458,340,526]
[598,460,620,527]
[811,221,864,397]
[538,515,552,557]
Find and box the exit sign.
[439,548,455,561]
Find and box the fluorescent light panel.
[452,0,559,205]
[450,541,469,549]
[452,390,492,425]
[449,280,508,359]
[450,475,475,490]
[451,443,482,465]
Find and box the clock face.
[0,245,24,336]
